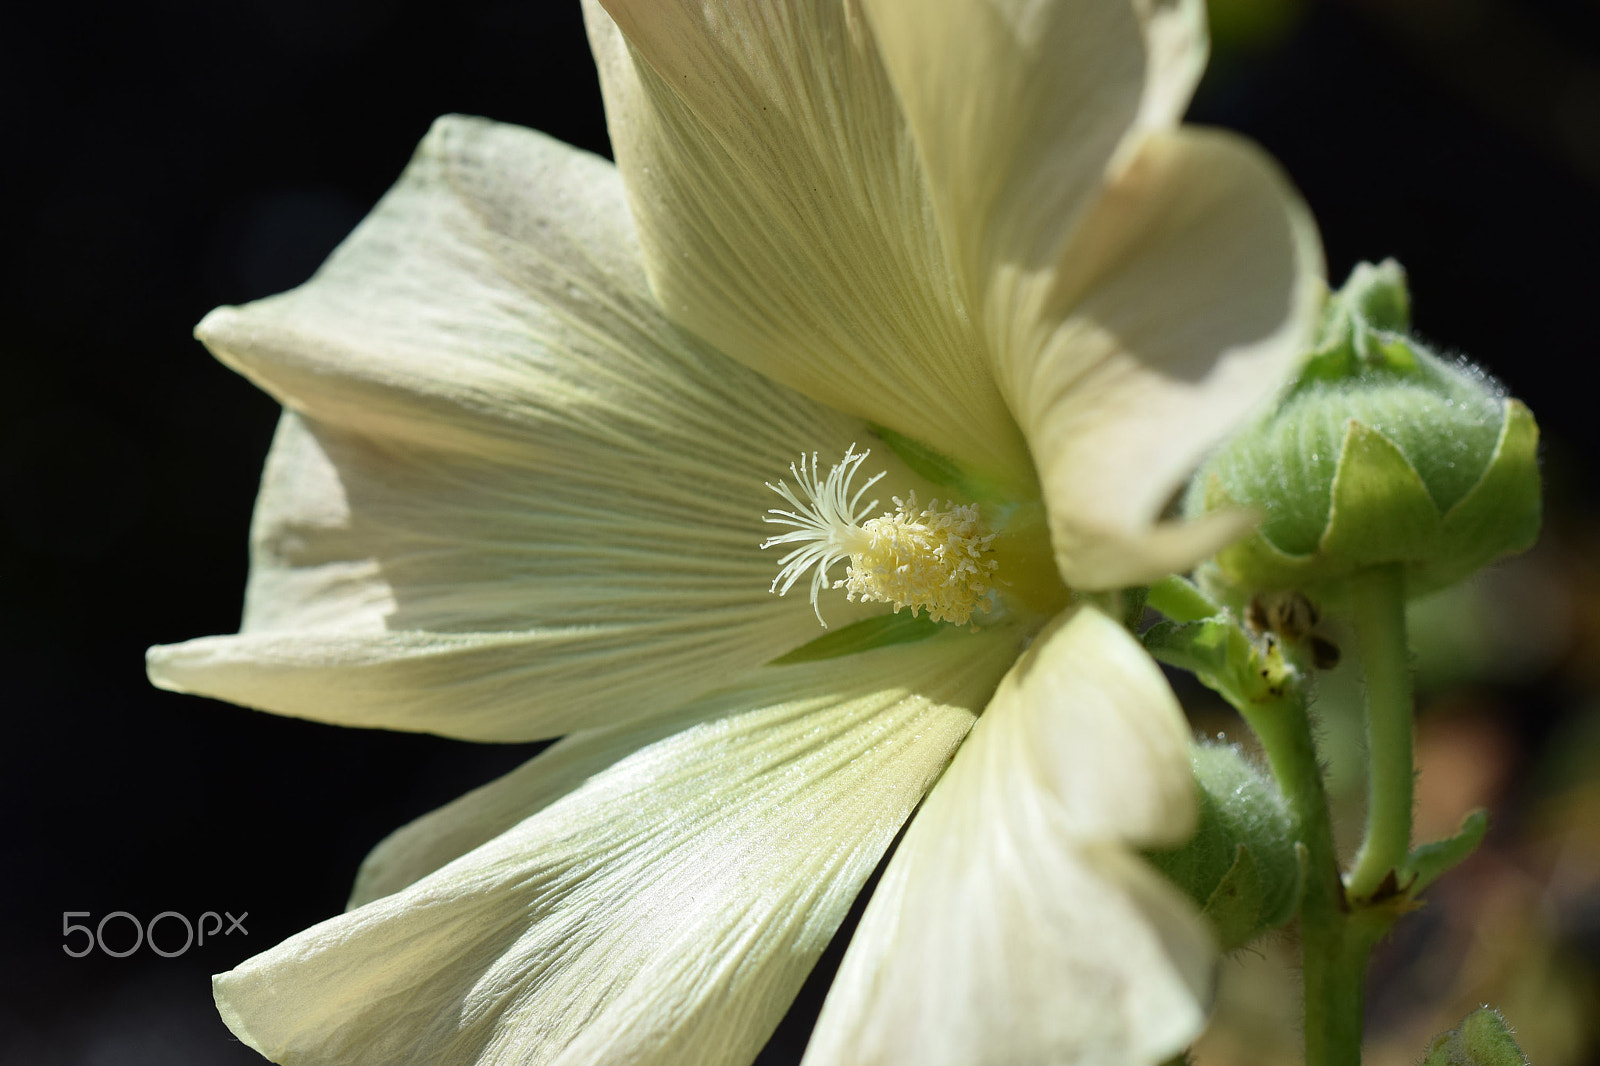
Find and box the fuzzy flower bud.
[1147,743,1302,952]
[1187,260,1541,602]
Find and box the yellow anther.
[761,447,998,627]
[837,493,997,625]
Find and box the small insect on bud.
[1188,260,1541,605]
[1245,591,1341,670]
[1246,590,1318,643]
[1308,636,1341,671]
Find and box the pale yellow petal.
[962,605,1197,843]
[195,115,855,472]
[804,607,1211,1066]
[1010,129,1324,588]
[214,632,1020,1066]
[861,0,1206,300]
[347,682,812,908]
[149,114,937,740]
[860,0,1319,584]
[147,411,906,741]
[348,716,688,908]
[584,0,1032,490]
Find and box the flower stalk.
[1143,578,1398,1066]
[1345,563,1415,902]
[1235,681,1365,1066]
[1161,261,1544,1065]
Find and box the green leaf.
[1407,808,1488,896]
[769,612,943,665]
[1142,615,1293,709]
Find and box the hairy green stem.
[1141,597,1404,1065]
[1146,575,1219,623]
[1345,564,1415,901]
[1236,690,1366,1066]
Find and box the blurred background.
[2,0,1597,1063]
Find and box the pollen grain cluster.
[841,494,997,625]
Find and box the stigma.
[761,446,999,627]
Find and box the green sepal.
[1422,1008,1531,1066]
[1344,258,1412,334]
[1147,743,1304,951]
[1197,842,1309,953]
[1120,585,1150,631]
[1300,259,1412,385]
[1197,476,1315,595]
[1406,808,1488,896]
[1146,575,1221,624]
[1426,400,1542,590]
[1317,419,1442,568]
[769,612,943,664]
[867,422,1010,502]
[1198,845,1266,950]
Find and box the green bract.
[1147,743,1303,952]
[1422,1008,1531,1066]
[1188,260,1541,602]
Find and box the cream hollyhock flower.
[147,1,1322,1063]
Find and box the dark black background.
[3,2,1597,1063]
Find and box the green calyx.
[1188,260,1541,602]
[1147,742,1305,952]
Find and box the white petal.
[584,0,1033,490]
[804,607,1212,1066]
[348,715,690,908]
[151,115,926,740]
[214,632,1020,1066]
[148,411,888,741]
[861,0,1206,302]
[1011,129,1324,588]
[196,115,853,470]
[860,0,1320,584]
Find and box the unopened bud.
[1188,260,1540,602]
[1147,743,1302,951]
